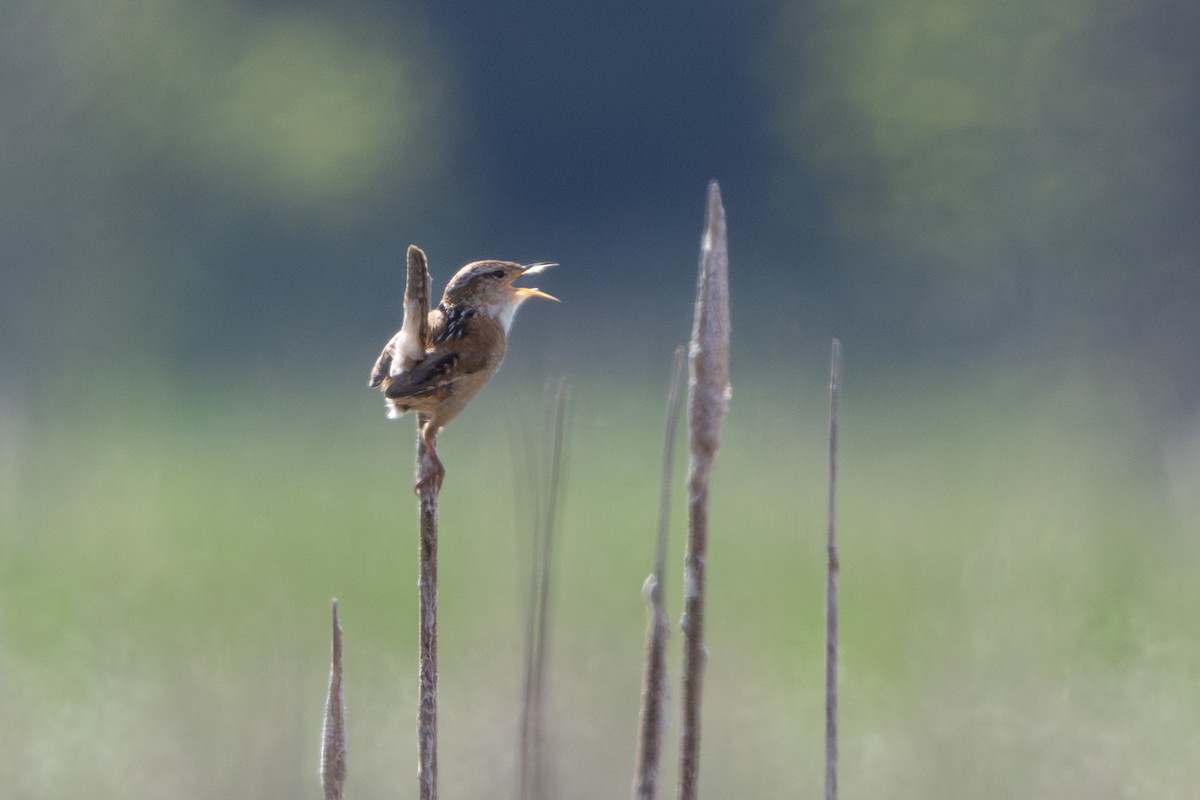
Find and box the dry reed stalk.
[321,599,347,800]
[416,419,440,800]
[390,244,440,800]
[678,181,731,800]
[824,340,841,800]
[632,345,687,800]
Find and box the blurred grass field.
[2,361,1199,799]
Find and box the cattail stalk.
[321,599,347,800]
[678,180,731,800]
[416,419,440,800]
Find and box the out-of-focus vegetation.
[4,0,1198,395]
[2,370,1199,798]
[769,0,1200,402]
[56,0,439,206]
[2,0,452,377]
[2,0,1199,796]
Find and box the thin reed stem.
[519,381,569,800]
[416,415,440,800]
[824,340,841,800]
[633,345,687,800]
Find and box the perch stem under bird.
[369,246,558,490]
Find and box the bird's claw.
[413,460,446,495]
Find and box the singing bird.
[369,246,557,490]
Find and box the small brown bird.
[370,246,557,490]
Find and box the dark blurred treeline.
[2,0,1197,413]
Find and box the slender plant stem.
[516,422,542,797]
[519,381,568,800]
[655,348,686,613]
[416,414,440,800]
[633,345,687,800]
[678,181,731,800]
[321,599,347,800]
[824,340,842,800]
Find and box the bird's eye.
[490,269,506,279]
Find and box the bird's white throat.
[493,296,530,334]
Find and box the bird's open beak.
[512,262,559,302]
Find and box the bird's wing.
[368,339,394,388]
[383,351,463,400]
[383,332,499,401]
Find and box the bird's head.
[443,260,558,332]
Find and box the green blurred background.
[2,0,1198,797]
